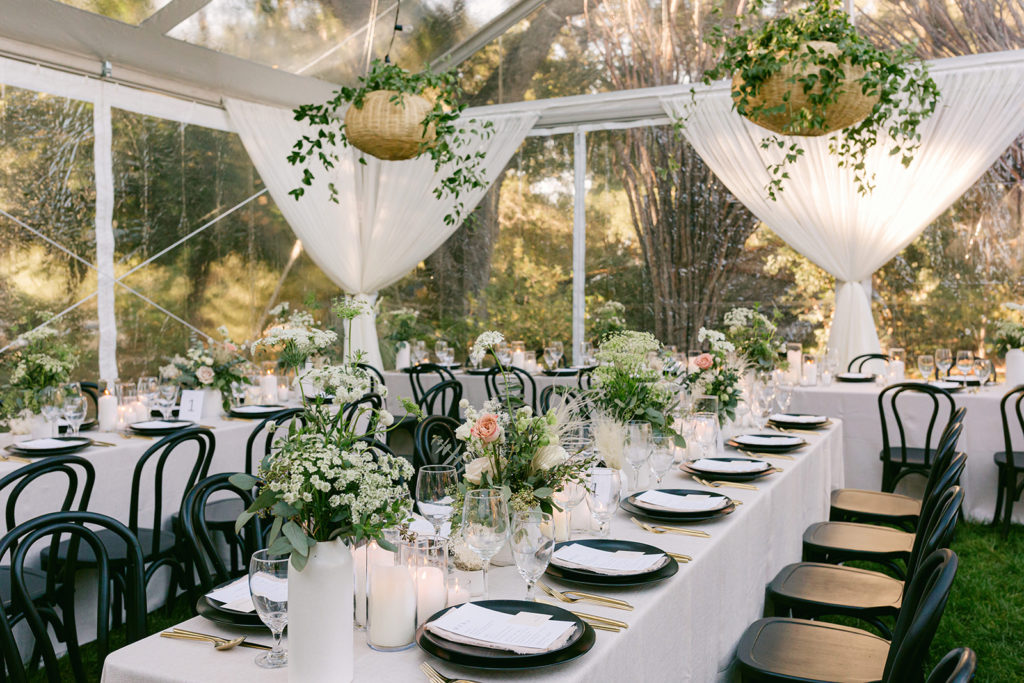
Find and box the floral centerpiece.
[0,324,78,428]
[161,327,248,412]
[723,307,784,373]
[588,330,680,439]
[684,328,745,423]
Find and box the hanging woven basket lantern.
[731,41,879,137]
[343,90,437,161]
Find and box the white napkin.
[838,372,872,379]
[425,603,577,654]
[206,576,253,613]
[733,434,803,447]
[232,405,283,414]
[550,543,669,576]
[406,513,451,539]
[770,413,827,424]
[131,420,187,429]
[692,458,769,474]
[15,438,84,450]
[634,490,727,512]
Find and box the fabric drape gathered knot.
[662,50,1024,369]
[226,99,539,370]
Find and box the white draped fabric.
[662,51,1024,367]
[225,98,538,369]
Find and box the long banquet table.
[101,422,844,683]
[790,381,1021,524]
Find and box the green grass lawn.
[24,522,1024,681]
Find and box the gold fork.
[538,581,633,610]
[419,661,481,683]
[667,552,692,563]
[536,599,629,628]
[691,476,758,491]
[629,517,710,538]
[738,449,795,461]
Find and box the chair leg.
[1003,475,1019,539]
[881,463,897,493]
[993,467,1006,528]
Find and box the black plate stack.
[621,488,735,524]
[544,538,679,587]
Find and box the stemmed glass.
[548,341,563,367]
[495,342,512,368]
[973,358,992,392]
[61,384,86,437]
[434,341,449,364]
[917,354,935,382]
[38,387,62,437]
[691,412,718,459]
[935,348,952,379]
[624,421,651,492]
[230,381,248,408]
[509,510,554,601]
[249,550,288,669]
[552,480,587,539]
[587,467,621,538]
[579,341,594,366]
[462,489,509,600]
[156,380,179,420]
[415,465,457,536]
[772,381,793,414]
[137,376,158,416]
[955,350,973,379]
[648,434,675,487]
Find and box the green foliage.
[590,300,628,344]
[288,59,494,226]
[0,321,78,420]
[722,306,784,372]
[703,0,940,200]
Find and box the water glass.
[510,510,554,601]
[624,421,651,492]
[691,412,718,459]
[415,465,457,536]
[579,341,594,366]
[462,489,510,599]
[917,354,935,381]
[62,394,86,437]
[955,350,973,378]
[495,342,512,367]
[157,381,178,420]
[249,549,288,668]
[549,341,564,366]
[648,435,675,487]
[973,358,992,391]
[935,348,952,378]
[434,341,449,364]
[38,387,62,437]
[587,467,621,537]
[552,480,587,539]
[137,376,158,411]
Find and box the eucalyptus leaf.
[228,472,258,490]
[283,521,310,557]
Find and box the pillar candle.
[131,401,148,423]
[512,350,525,367]
[787,348,802,383]
[551,507,570,542]
[116,405,128,432]
[260,373,278,403]
[98,390,118,432]
[368,565,417,649]
[354,541,395,628]
[447,577,470,606]
[415,566,446,625]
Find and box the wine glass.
[587,467,621,538]
[773,381,793,413]
[543,346,558,371]
[935,348,952,379]
[917,354,935,382]
[548,341,564,367]
[973,358,992,392]
[509,510,554,601]
[249,549,288,668]
[137,376,158,414]
[955,350,973,379]
[462,489,509,600]
[434,341,449,364]
[230,380,248,408]
[38,387,62,437]
[157,381,178,420]
[648,434,675,487]
[552,480,587,539]
[61,393,86,438]
[415,465,457,536]
[495,342,512,368]
[691,412,718,459]
[624,421,651,492]
[579,341,594,366]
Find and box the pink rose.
[472,414,502,443]
[694,353,714,370]
[195,366,216,385]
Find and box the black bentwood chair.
[993,385,1024,537]
[878,382,956,493]
[405,363,456,404]
[0,511,146,683]
[356,362,386,394]
[831,410,966,530]
[418,379,463,419]
[926,648,976,683]
[43,428,215,613]
[736,548,959,683]
[576,366,595,391]
[413,416,465,473]
[539,385,582,415]
[180,473,264,595]
[484,365,537,413]
[848,353,890,374]
[768,485,963,639]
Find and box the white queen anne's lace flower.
[469,330,505,365]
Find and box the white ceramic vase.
[201,388,224,418]
[1005,348,1024,386]
[288,538,354,683]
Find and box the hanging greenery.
[287,59,494,226]
[702,0,940,200]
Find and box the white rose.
[195,366,215,385]
[464,457,493,485]
[378,409,395,427]
[531,445,568,472]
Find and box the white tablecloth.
[101,422,844,683]
[790,381,1019,523]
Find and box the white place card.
[206,576,250,605]
[178,390,205,423]
[427,603,574,651]
[693,458,770,474]
[552,544,664,573]
[635,490,725,512]
[734,434,803,447]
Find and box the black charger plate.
[6,436,93,457]
[544,538,679,587]
[680,457,777,482]
[56,419,97,434]
[417,599,595,670]
[128,419,196,436]
[727,433,806,454]
[836,372,877,383]
[195,578,266,629]
[621,488,735,523]
[767,413,831,430]
[228,404,286,419]
[542,368,577,377]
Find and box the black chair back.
[79,381,99,422]
[342,393,383,436]
[129,427,215,556]
[357,363,386,394]
[413,416,464,472]
[577,367,595,391]
[918,417,966,507]
[244,408,305,475]
[905,485,963,584]
[181,473,263,593]
[0,511,146,682]
[849,353,890,373]
[925,648,976,683]
[882,549,959,683]
[878,382,956,469]
[0,455,95,535]
[418,380,463,419]
[539,385,581,414]
[998,384,1024,470]
[406,364,456,403]
[484,366,537,412]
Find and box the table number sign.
[178,390,205,422]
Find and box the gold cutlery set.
[539,581,632,610]
[629,517,710,538]
[690,475,758,491]
[160,628,271,651]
